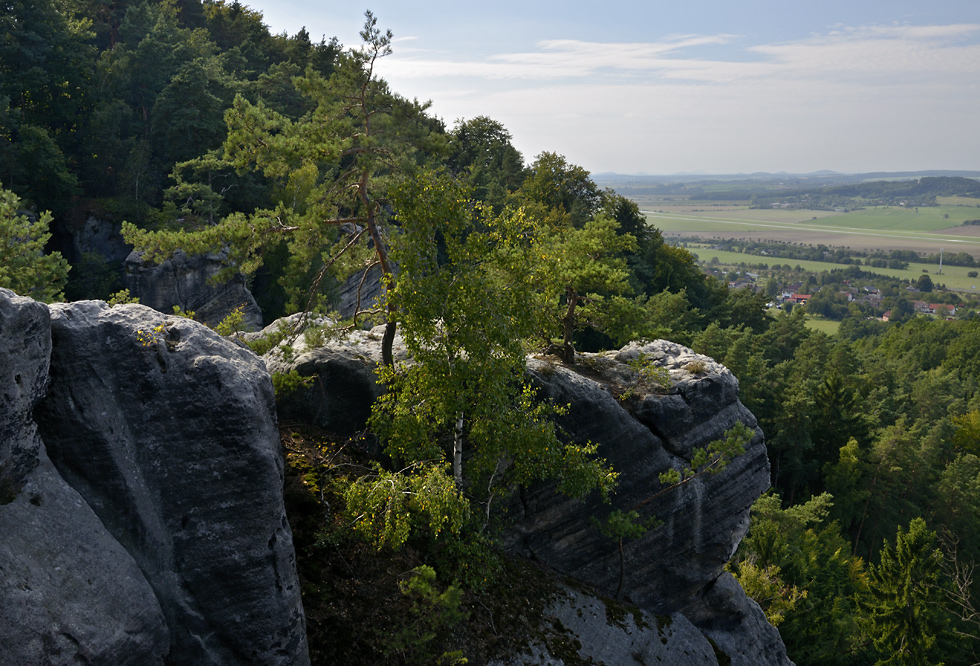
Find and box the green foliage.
[385,565,468,665]
[536,215,640,362]
[952,411,980,455]
[125,12,442,348]
[343,463,469,551]
[0,185,69,301]
[865,518,949,666]
[215,305,245,336]
[107,289,140,306]
[729,559,805,627]
[517,152,599,227]
[736,492,872,665]
[65,252,124,302]
[657,421,752,487]
[619,354,671,401]
[243,318,294,356]
[593,509,657,541]
[170,304,195,319]
[448,116,525,212]
[371,170,616,505]
[270,370,314,402]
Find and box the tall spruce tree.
[865,518,949,666]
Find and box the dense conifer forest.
[4,2,980,664]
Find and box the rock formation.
[67,215,132,265]
[501,342,790,665]
[0,289,308,665]
[263,323,793,665]
[125,249,263,331]
[489,584,723,666]
[258,318,405,437]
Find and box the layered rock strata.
[265,323,792,665]
[0,290,309,665]
[125,249,263,330]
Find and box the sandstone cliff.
[266,324,793,666]
[125,249,263,330]
[1,287,791,665]
[0,289,308,665]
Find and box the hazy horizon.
[245,1,980,176]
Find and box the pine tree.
[865,518,948,666]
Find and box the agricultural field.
[937,195,980,207]
[645,201,980,257]
[688,246,980,293]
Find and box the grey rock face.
[499,341,791,666]
[490,584,721,666]
[33,301,309,665]
[262,321,406,436]
[125,249,263,330]
[69,215,132,264]
[337,264,385,319]
[0,289,169,665]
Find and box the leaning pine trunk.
[453,411,464,488]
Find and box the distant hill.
[593,171,980,205]
[592,170,980,186]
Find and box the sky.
[245,1,980,176]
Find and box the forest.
[4,1,980,665]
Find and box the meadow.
[645,200,980,257]
[802,317,841,335]
[688,246,980,293]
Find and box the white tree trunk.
[453,411,464,488]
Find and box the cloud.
[381,23,980,83]
[375,23,980,173]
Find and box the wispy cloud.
[376,23,980,173]
[381,23,980,83]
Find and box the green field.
[806,206,979,231]
[938,196,980,207]
[803,318,841,335]
[688,247,980,292]
[646,205,980,255]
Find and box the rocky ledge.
[0,289,308,665]
[267,324,792,666]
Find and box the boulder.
[255,320,792,665]
[125,249,263,330]
[33,301,309,665]
[0,289,169,665]
[69,215,132,264]
[261,321,406,437]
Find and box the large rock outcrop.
[262,321,791,665]
[67,215,132,264]
[0,289,169,664]
[0,289,309,665]
[500,342,789,665]
[125,249,263,330]
[259,317,406,437]
[490,584,723,666]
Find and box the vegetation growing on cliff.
[7,2,980,665]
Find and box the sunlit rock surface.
[257,317,792,666]
[0,290,309,665]
[0,289,168,664]
[125,249,263,330]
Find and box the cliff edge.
[0,289,309,665]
